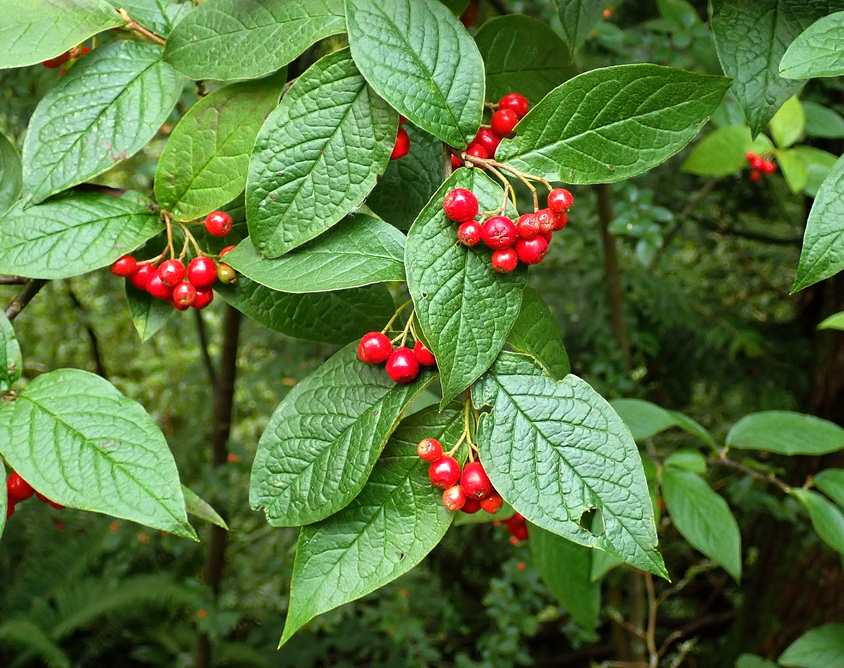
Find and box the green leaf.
[0,193,162,280]
[681,126,756,177]
[530,526,601,630]
[779,623,844,667]
[0,311,22,393]
[0,462,6,540]
[406,170,526,406]
[818,311,844,330]
[182,485,228,530]
[665,450,708,474]
[769,96,805,148]
[792,146,839,197]
[279,405,463,646]
[727,411,844,455]
[0,369,196,539]
[472,353,666,578]
[780,11,844,79]
[225,214,405,293]
[0,132,22,215]
[793,154,844,291]
[0,0,122,69]
[506,286,570,380]
[710,0,843,136]
[554,0,606,53]
[125,283,173,342]
[105,0,190,37]
[344,0,485,147]
[791,489,844,554]
[475,15,576,105]
[661,468,742,579]
[439,0,469,14]
[366,123,445,230]
[247,49,395,258]
[610,398,714,446]
[815,469,844,509]
[22,41,184,204]
[803,101,844,138]
[496,64,730,184]
[736,654,779,668]
[249,343,435,527]
[778,148,809,193]
[218,276,395,345]
[155,73,285,222]
[164,0,345,81]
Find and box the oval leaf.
[247,48,395,257]
[555,0,606,53]
[779,623,844,668]
[125,283,173,341]
[496,64,730,184]
[769,96,805,149]
[0,311,22,393]
[506,286,570,380]
[611,398,714,446]
[792,489,844,554]
[406,169,526,406]
[279,405,464,646]
[182,485,228,530]
[22,41,184,204]
[681,125,757,177]
[249,343,436,527]
[345,0,485,147]
[0,193,162,280]
[780,12,844,79]
[0,369,196,539]
[803,101,844,139]
[727,410,844,455]
[0,132,22,215]
[472,352,667,578]
[814,469,844,509]
[165,0,345,81]
[818,311,844,331]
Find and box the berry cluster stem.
[117,9,166,46]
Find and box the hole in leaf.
[398,553,406,561]
[578,508,604,536]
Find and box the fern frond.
[0,618,70,668]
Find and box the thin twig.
[708,452,792,493]
[5,279,48,322]
[117,9,166,46]
[66,283,108,377]
[0,276,27,285]
[194,309,218,389]
[645,573,659,667]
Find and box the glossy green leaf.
[803,101,844,138]
[0,311,22,393]
[681,126,755,177]
[182,485,228,529]
[406,170,526,406]
[0,0,122,69]
[815,469,844,509]
[770,96,805,148]
[0,193,162,280]
[279,405,463,646]
[155,73,285,221]
[164,0,345,81]
[345,0,485,147]
[779,623,844,667]
[125,283,173,341]
[22,41,184,204]
[506,286,570,379]
[530,526,601,630]
[249,343,435,527]
[780,11,844,79]
[0,369,196,539]
[105,0,190,37]
[778,148,809,193]
[496,65,730,184]
[554,0,605,53]
[792,489,844,554]
[665,450,708,474]
[225,215,405,293]
[711,0,843,135]
[367,123,445,231]
[662,468,742,579]
[736,654,779,668]
[439,0,469,14]
[793,146,839,197]
[610,398,714,446]
[793,155,844,291]
[818,311,844,330]
[218,277,395,345]
[247,49,395,257]
[727,410,844,455]
[475,15,576,105]
[472,353,666,578]
[0,133,22,215]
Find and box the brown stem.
[708,452,792,494]
[117,9,166,46]
[65,284,108,378]
[0,276,27,285]
[194,309,218,389]
[644,573,659,667]
[5,279,48,322]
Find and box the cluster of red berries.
[357,331,436,384]
[42,45,90,73]
[110,211,237,311]
[442,187,574,273]
[452,93,530,167]
[417,439,504,515]
[745,151,777,182]
[496,512,528,545]
[391,117,410,160]
[6,471,63,519]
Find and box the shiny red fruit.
[551,211,568,231]
[451,154,464,169]
[461,461,494,499]
[482,216,517,250]
[111,254,137,277]
[540,231,553,244]
[128,263,155,291]
[219,245,236,257]
[429,456,461,489]
[547,188,574,212]
[192,287,214,309]
[472,127,501,156]
[462,498,481,514]
[443,485,467,511]
[498,93,530,119]
[480,492,504,514]
[466,143,489,161]
[358,332,392,364]
[492,248,518,273]
[386,346,420,384]
[762,160,777,174]
[443,188,479,222]
[491,108,518,137]
[145,269,175,301]
[413,341,436,366]
[36,492,64,510]
[745,151,757,162]
[457,220,483,246]
[751,155,766,170]
[391,127,410,160]
[515,213,539,239]
[7,472,35,502]
[514,236,548,265]
[535,208,556,233]
[158,259,185,286]
[172,282,197,308]
[42,51,71,68]
[417,438,444,463]
[205,211,233,237]
[187,257,217,289]
[749,169,762,182]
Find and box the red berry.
[36,492,64,510]
[7,472,34,502]
[461,461,494,499]
[540,231,553,244]
[491,108,518,137]
[751,155,765,170]
[399,115,407,125]
[417,438,444,463]
[128,263,154,291]
[70,45,91,59]
[534,208,556,233]
[205,211,233,237]
[158,259,185,286]
[219,245,236,257]
[172,282,197,308]
[187,257,217,289]
[216,263,237,284]
[482,216,517,250]
[457,221,483,246]
[491,248,518,273]
[462,498,481,514]
[6,502,14,519]
[515,213,539,239]
[386,347,420,384]
[111,254,137,277]
[443,188,479,223]
[466,143,489,161]
[145,269,175,301]
[547,188,574,212]
[472,127,502,156]
[762,160,777,174]
[514,236,548,265]
[511,524,529,541]
[443,485,466,511]
[42,51,70,68]
[749,169,762,182]
[745,151,757,162]
[192,288,214,309]
[357,332,392,364]
[551,211,568,231]
[413,341,436,366]
[480,492,504,514]
[429,456,461,489]
[391,127,410,160]
[498,93,530,119]
[451,154,464,169]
